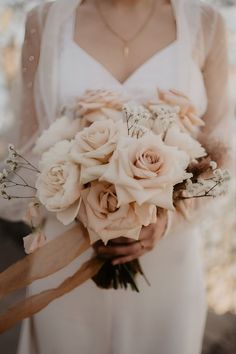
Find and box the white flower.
[213,169,229,182]
[183,169,230,198]
[73,89,126,128]
[121,103,154,141]
[123,103,151,122]
[158,89,205,134]
[101,133,191,210]
[34,116,81,154]
[165,125,206,160]
[148,103,178,134]
[71,119,125,184]
[2,169,8,178]
[8,144,17,159]
[210,161,217,170]
[36,140,81,225]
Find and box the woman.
[1,0,232,353]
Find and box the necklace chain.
[95,0,156,58]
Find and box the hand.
[93,210,168,265]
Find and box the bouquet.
[0,89,230,332]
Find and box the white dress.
[16,5,210,354]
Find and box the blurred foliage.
[0,0,235,314]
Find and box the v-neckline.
[72,0,179,86]
[71,39,178,87]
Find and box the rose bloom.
[78,181,157,245]
[33,116,81,155]
[71,119,125,184]
[36,140,81,225]
[74,89,127,128]
[165,125,206,160]
[158,89,205,134]
[101,133,191,210]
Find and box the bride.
[0,0,232,353]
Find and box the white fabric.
[16,2,210,354]
[1,0,232,222]
[35,0,202,125]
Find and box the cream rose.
[36,140,81,225]
[74,89,126,128]
[78,181,157,245]
[158,89,205,134]
[165,125,206,160]
[33,116,81,154]
[101,133,191,210]
[71,119,125,184]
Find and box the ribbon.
[0,223,105,333]
[0,257,104,333]
[0,223,89,299]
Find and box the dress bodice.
[16,4,216,352]
[58,11,208,116]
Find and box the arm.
[171,7,234,227]
[200,9,234,169]
[0,7,43,221]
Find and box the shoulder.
[194,2,227,57]
[184,1,225,30]
[198,1,226,33]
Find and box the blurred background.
[0,0,235,353]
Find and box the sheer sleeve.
[18,8,41,150]
[0,5,48,221]
[198,5,234,168]
[167,4,234,232]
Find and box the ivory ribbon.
[0,257,104,333]
[0,223,90,299]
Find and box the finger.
[97,242,141,257]
[112,249,145,265]
[139,228,152,241]
[109,237,136,245]
[139,226,157,242]
[92,240,105,252]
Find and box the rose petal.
[34,116,81,154]
[23,230,46,254]
[101,133,190,209]
[57,198,82,225]
[165,126,206,159]
[134,203,157,226]
[77,182,145,245]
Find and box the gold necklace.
[95,0,156,58]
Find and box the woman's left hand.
[93,210,168,265]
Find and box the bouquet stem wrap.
[0,224,104,333]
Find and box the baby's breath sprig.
[7,145,40,174]
[0,145,40,200]
[148,104,178,140]
[123,103,151,138]
[181,162,230,200]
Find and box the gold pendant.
[123,44,130,58]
